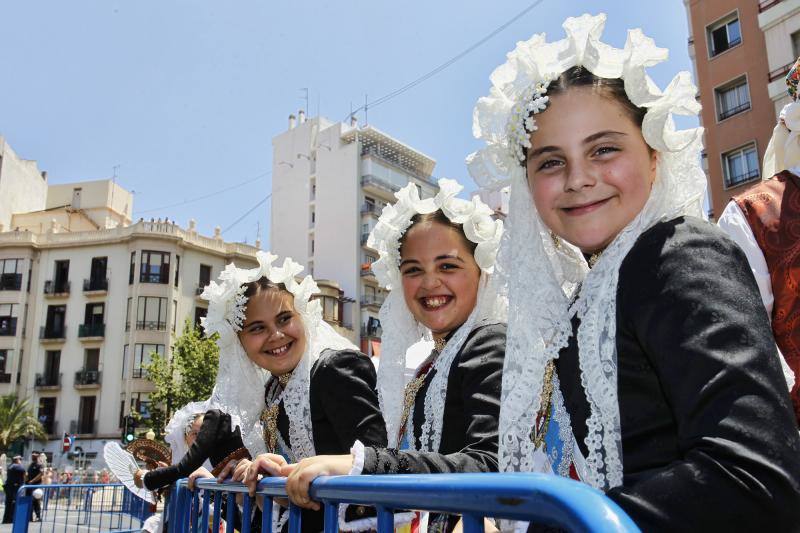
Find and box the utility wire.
[221,193,272,235]
[133,171,270,215]
[343,0,545,121]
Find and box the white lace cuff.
[349,440,365,476]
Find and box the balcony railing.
[74,369,102,387]
[71,419,97,435]
[361,296,385,308]
[83,277,109,292]
[44,280,70,296]
[139,271,169,284]
[40,326,67,340]
[195,285,207,296]
[0,372,11,383]
[39,419,57,435]
[728,168,761,187]
[769,62,793,83]
[0,273,22,291]
[0,317,17,336]
[719,102,750,120]
[78,323,106,338]
[35,373,62,388]
[132,368,148,379]
[361,325,383,339]
[361,233,371,246]
[759,0,784,12]
[136,320,167,331]
[360,203,382,216]
[361,174,401,195]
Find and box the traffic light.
[122,415,137,443]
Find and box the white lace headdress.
[201,251,356,460]
[367,178,505,449]
[163,400,210,464]
[467,13,707,490]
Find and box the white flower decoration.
[367,178,503,290]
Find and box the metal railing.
[759,0,784,12]
[75,368,102,386]
[12,483,152,533]
[0,372,11,383]
[78,323,106,338]
[39,326,66,340]
[43,280,70,295]
[34,373,62,388]
[139,271,169,284]
[718,101,750,120]
[83,277,109,292]
[0,272,23,290]
[769,62,793,83]
[171,474,638,533]
[0,316,18,336]
[135,320,167,331]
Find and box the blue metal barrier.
[173,473,640,533]
[12,483,154,533]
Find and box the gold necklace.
[588,250,603,268]
[260,373,291,454]
[532,360,556,450]
[397,374,429,443]
[433,336,447,353]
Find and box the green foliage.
[0,395,47,454]
[142,318,219,438]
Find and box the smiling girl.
[196,252,387,532]
[254,179,505,532]
[468,14,800,531]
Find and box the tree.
[0,395,47,454]
[143,318,219,438]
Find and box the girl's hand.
[243,454,288,497]
[133,469,146,489]
[187,467,213,491]
[282,454,354,511]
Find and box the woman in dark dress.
[265,179,506,532]
[467,13,800,531]
[196,251,387,532]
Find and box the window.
[78,396,96,434]
[84,348,100,371]
[172,299,178,332]
[317,296,340,324]
[41,350,60,386]
[122,344,129,378]
[46,260,70,294]
[716,78,750,120]
[0,304,17,336]
[136,296,167,330]
[119,395,125,428]
[85,257,108,291]
[792,30,800,58]
[43,305,66,338]
[125,298,132,331]
[80,303,105,337]
[0,350,10,381]
[140,250,170,284]
[37,397,56,434]
[133,343,164,378]
[723,144,760,188]
[708,15,741,57]
[129,252,136,285]
[194,306,208,328]
[364,253,377,264]
[199,264,212,288]
[174,255,180,287]
[0,258,23,290]
[131,392,151,420]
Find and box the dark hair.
[522,66,649,161]
[398,209,478,257]
[241,277,288,300]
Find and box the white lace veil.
[467,13,707,490]
[201,251,357,460]
[163,400,209,464]
[367,178,506,448]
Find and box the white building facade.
[759,0,800,115]
[270,113,439,355]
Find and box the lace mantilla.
[369,179,506,448]
[200,251,356,462]
[470,13,707,491]
[163,400,209,464]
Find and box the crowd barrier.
[171,473,639,533]
[11,483,153,533]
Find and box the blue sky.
[0,1,693,247]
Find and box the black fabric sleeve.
[316,349,388,449]
[607,218,800,531]
[143,409,225,491]
[362,323,505,475]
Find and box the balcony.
[360,203,382,217]
[769,62,793,83]
[132,368,148,379]
[759,0,783,12]
[44,280,70,297]
[136,320,167,331]
[39,419,57,436]
[361,296,385,309]
[360,266,376,279]
[361,325,383,339]
[39,326,67,343]
[83,278,108,293]
[139,271,169,284]
[74,369,102,388]
[35,373,62,390]
[0,273,22,291]
[0,373,11,383]
[361,175,401,198]
[78,323,105,340]
[361,234,373,248]
[196,286,206,299]
[70,419,98,436]
[0,317,17,336]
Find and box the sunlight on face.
[526,87,657,253]
[399,221,481,340]
[237,289,307,376]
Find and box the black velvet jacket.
[143,409,244,491]
[556,217,800,532]
[362,322,505,475]
[272,348,387,532]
